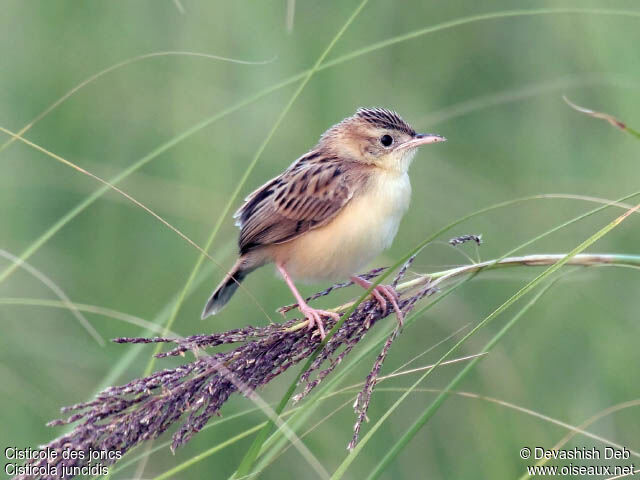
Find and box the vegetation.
[2,1,639,479]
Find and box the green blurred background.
[1,1,639,478]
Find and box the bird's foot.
[370,284,404,327]
[298,303,341,340]
[351,277,404,327]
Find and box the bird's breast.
[271,171,411,282]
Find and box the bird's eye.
[380,134,393,147]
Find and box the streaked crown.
[355,107,416,137]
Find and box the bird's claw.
[370,284,403,328]
[299,304,341,340]
[351,276,404,328]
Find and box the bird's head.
[318,107,445,173]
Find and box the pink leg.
[350,276,404,327]
[277,263,341,340]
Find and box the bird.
[202,107,445,339]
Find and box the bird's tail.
[201,256,257,319]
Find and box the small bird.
[202,108,445,338]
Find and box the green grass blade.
[0,51,273,154]
[105,406,271,478]
[3,7,638,288]
[251,284,464,475]
[144,0,371,377]
[320,8,640,71]
[151,423,266,480]
[0,249,104,346]
[332,201,640,479]
[4,7,638,477]
[0,298,180,337]
[0,91,281,286]
[366,279,561,479]
[248,191,640,474]
[232,1,371,476]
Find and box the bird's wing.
[234,152,366,254]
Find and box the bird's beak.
[395,133,446,151]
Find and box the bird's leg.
[350,276,404,327]
[277,263,341,340]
